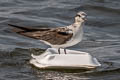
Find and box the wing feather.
[8,24,73,45]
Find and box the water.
[0,0,120,80]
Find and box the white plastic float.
[30,48,101,69]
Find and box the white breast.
[65,25,83,47]
[51,24,83,48]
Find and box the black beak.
[83,14,87,21]
[82,17,87,21]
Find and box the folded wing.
[8,24,73,45]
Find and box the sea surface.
[0,0,120,80]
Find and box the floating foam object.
[30,48,101,69]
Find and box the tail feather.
[8,24,33,31]
[8,24,51,31]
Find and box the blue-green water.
[0,0,120,80]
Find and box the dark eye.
[82,13,87,16]
[76,15,81,17]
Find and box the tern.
[8,11,87,54]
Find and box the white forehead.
[77,11,86,15]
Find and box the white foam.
[30,48,101,69]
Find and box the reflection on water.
[0,0,120,80]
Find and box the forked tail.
[8,24,35,31]
[8,24,51,31]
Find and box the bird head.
[74,11,87,23]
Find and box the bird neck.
[73,21,83,28]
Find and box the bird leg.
[58,48,61,54]
[64,48,67,54]
[58,48,67,54]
